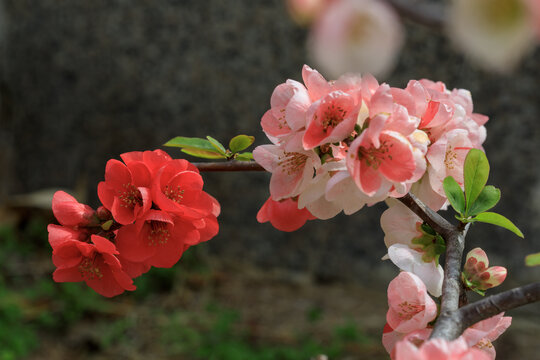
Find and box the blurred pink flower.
[447,0,536,72]
[308,0,404,78]
[394,337,492,360]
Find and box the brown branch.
[193,161,264,172]
[384,0,445,29]
[397,193,453,236]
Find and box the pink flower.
[52,191,96,227]
[394,337,492,360]
[386,272,438,333]
[285,0,329,25]
[49,233,135,297]
[347,129,416,196]
[382,323,431,357]
[525,0,540,38]
[256,196,316,232]
[426,129,474,197]
[447,0,535,73]
[303,90,358,149]
[462,248,507,291]
[97,159,152,225]
[253,144,321,201]
[462,313,512,359]
[308,0,404,77]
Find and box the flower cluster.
[48,150,219,297]
[254,64,487,232]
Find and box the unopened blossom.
[447,0,536,73]
[52,191,96,227]
[257,196,316,232]
[394,337,491,360]
[386,272,438,333]
[462,248,507,291]
[308,0,404,78]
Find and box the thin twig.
[384,0,445,29]
[193,161,264,172]
[397,193,453,236]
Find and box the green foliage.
[229,135,255,153]
[472,212,524,238]
[442,149,523,238]
[525,252,540,267]
[165,134,256,162]
[464,149,490,211]
[443,176,465,214]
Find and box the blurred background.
[0,0,539,359]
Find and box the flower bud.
[96,206,112,221]
[462,247,507,293]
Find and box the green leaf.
[443,176,466,215]
[464,149,490,212]
[206,136,227,155]
[525,252,540,267]
[234,152,254,161]
[164,136,218,152]
[473,212,524,238]
[229,135,255,153]
[181,148,226,159]
[467,186,501,216]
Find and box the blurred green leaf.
[473,212,524,238]
[229,135,255,153]
[464,149,490,212]
[234,152,254,161]
[443,176,465,215]
[525,252,540,267]
[206,136,227,155]
[468,186,500,216]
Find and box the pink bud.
[478,266,507,290]
[96,206,112,221]
[463,247,506,291]
[52,191,96,227]
[463,248,489,275]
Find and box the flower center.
[118,183,143,208]
[357,141,393,169]
[164,185,185,203]
[396,301,425,320]
[278,152,309,175]
[147,221,170,246]
[320,103,348,132]
[78,257,103,280]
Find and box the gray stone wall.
[1,0,539,283]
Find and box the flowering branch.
[384,0,445,29]
[193,161,264,172]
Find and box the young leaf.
[234,152,254,161]
[525,252,540,267]
[473,212,524,238]
[464,149,490,211]
[181,148,226,159]
[229,135,255,153]
[467,186,501,216]
[443,176,465,215]
[206,136,227,155]
[164,136,218,152]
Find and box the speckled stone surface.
[1,0,539,283]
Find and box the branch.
[193,161,264,172]
[384,0,445,29]
[397,193,453,236]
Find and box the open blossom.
[97,158,152,225]
[49,232,135,297]
[309,0,404,78]
[394,337,491,360]
[462,313,512,358]
[386,272,437,333]
[447,0,536,72]
[256,196,316,232]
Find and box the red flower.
[257,196,315,232]
[152,159,216,220]
[52,191,96,227]
[120,149,173,178]
[97,159,152,225]
[49,233,135,297]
